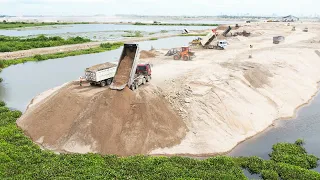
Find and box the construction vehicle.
[200,29,228,50]
[190,37,202,46]
[182,28,189,34]
[165,48,180,56]
[110,44,151,91]
[273,36,285,44]
[173,46,195,61]
[85,62,117,87]
[130,63,152,90]
[222,26,232,37]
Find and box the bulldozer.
[190,37,202,46]
[173,46,195,61]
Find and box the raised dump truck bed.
[110,44,140,90]
[200,29,218,47]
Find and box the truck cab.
[136,63,152,76]
[129,63,152,91]
[217,40,228,49]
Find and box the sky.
[0,0,319,17]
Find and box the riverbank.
[0,22,90,29]
[0,32,206,60]
[0,43,123,69]
[17,22,320,157]
[150,22,320,156]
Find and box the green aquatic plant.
[0,42,124,69]
[0,35,91,52]
[0,99,319,180]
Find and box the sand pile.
[17,82,186,156]
[112,55,133,86]
[140,50,157,59]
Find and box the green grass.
[0,98,319,179]
[0,21,89,29]
[0,35,91,52]
[149,38,158,41]
[0,42,124,70]
[134,22,219,26]
[122,31,143,37]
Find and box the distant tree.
[3,20,6,23]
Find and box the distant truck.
[200,29,228,50]
[110,44,152,91]
[85,62,117,87]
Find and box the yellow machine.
[190,37,202,46]
[173,46,195,61]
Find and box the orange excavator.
[173,46,195,61]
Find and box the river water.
[0,24,213,37]
[229,89,320,172]
[0,36,196,111]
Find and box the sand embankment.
[18,22,320,156]
[149,22,320,155]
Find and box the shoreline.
[0,33,207,61]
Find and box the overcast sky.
[0,0,319,17]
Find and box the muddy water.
[229,90,320,172]
[0,36,196,111]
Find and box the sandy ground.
[18,22,320,156]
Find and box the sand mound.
[17,83,186,156]
[140,50,156,59]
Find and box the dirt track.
[18,22,320,156]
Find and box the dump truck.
[200,29,228,50]
[85,62,117,87]
[273,36,285,44]
[110,44,151,91]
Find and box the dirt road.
[18,22,320,156]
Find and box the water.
[0,24,212,37]
[0,36,196,111]
[229,90,320,172]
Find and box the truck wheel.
[106,78,112,85]
[130,84,136,91]
[100,81,106,87]
[146,76,150,82]
[183,56,189,61]
[173,55,180,60]
[142,78,146,85]
[90,82,95,86]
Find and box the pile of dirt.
[140,50,156,59]
[17,83,186,156]
[112,55,133,86]
[86,62,117,72]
